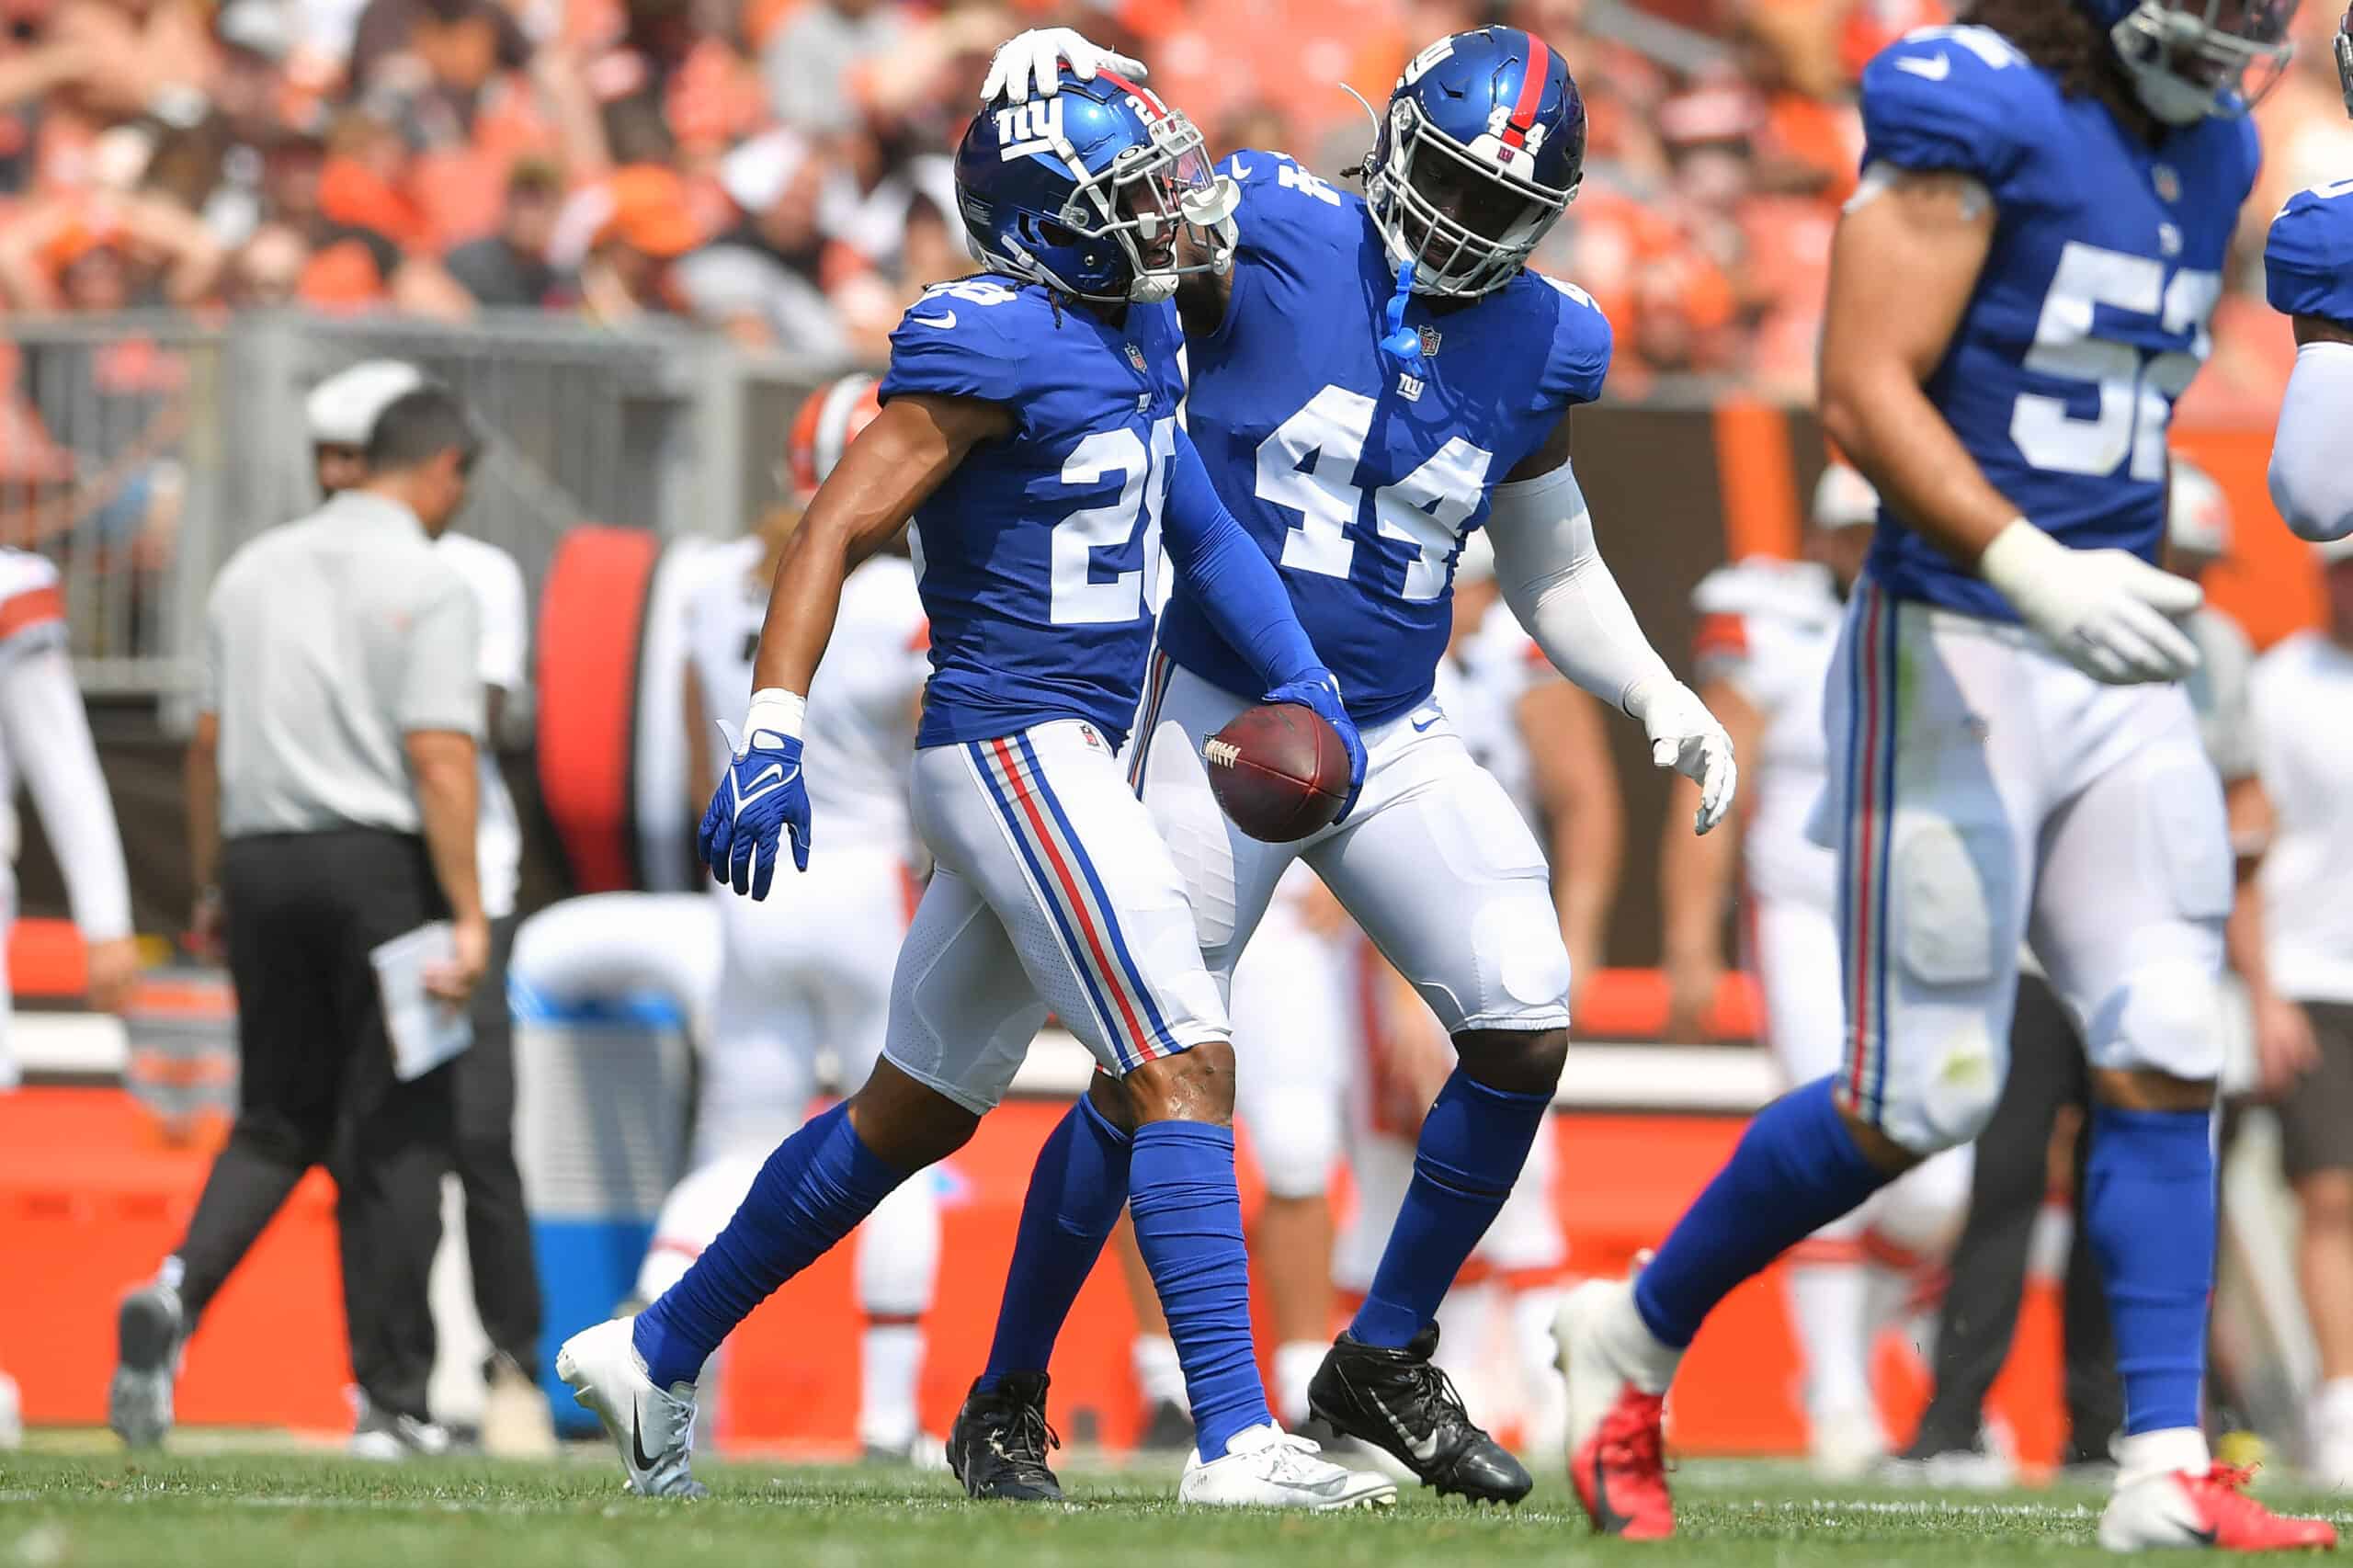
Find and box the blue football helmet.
[1361,26,1585,299]
[954,69,1236,304]
[2074,0,2298,123]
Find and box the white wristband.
[1974,516,2062,600]
[745,687,806,744]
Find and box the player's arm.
[706,392,1004,897]
[1161,428,1365,797]
[1657,679,1762,1041]
[0,631,136,1009]
[2270,312,2353,542]
[1488,412,1736,835]
[1518,678,1621,1016]
[1819,168,2200,682]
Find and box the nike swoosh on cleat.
[1589,1450,1635,1535]
[631,1409,660,1475]
[1410,713,1440,732]
[1365,1388,1439,1463]
[2189,1528,2218,1546]
[911,311,957,328]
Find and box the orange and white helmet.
[785,374,883,504]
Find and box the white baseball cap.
[1813,462,1879,531]
[2167,457,2231,559]
[305,359,425,447]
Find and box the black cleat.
[1307,1326,1532,1505]
[946,1371,1063,1502]
[1134,1398,1195,1454]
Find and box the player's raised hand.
[699,697,811,900]
[1625,676,1737,835]
[980,28,1146,104]
[1977,517,2203,686]
[1266,667,1367,822]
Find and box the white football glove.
[1626,675,1737,835]
[980,28,1147,104]
[1977,517,2202,685]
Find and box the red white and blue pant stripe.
[1837,580,1901,1130]
[969,730,1179,1073]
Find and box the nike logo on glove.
[729,760,795,815]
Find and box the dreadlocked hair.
[1961,0,2160,138]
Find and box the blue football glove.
[698,712,809,899]
[1266,667,1367,824]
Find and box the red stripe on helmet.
[1501,32,1551,148]
[1093,68,1164,120]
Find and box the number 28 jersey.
[878,275,1187,750]
[1159,150,1613,727]
[1856,26,2258,622]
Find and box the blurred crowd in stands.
[0,0,2347,400]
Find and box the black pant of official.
[173,829,454,1424]
[1905,972,2124,1466]
[453,915,541,1380]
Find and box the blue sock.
[2083,1105,2213,1436]
[1633,1076,1892,1348]
[1128,1120,1270,1459]
[633,1102,905,1389]
[979,1095,1133,1388]
[1349,1069,1552,1348]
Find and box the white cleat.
[480,1353,559,1460]
[348,1392,453,1460]
[1807,1405,1891,1482]
[1178,1424,1398,1510]
[556,1315,708,1499]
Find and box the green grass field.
[1,1448,2345,1568]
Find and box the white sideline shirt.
[2253,630,2353,1005]
[437,532,527,921]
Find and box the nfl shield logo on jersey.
[1417,325,1441,358]
[1126,343,1147,373]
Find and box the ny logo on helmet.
[995,97,1064,161]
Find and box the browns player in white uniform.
[631,375,941,1461]
[1658,465,1970,1477]
[0,548,133,1446]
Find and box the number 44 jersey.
[1856,25,2257,622]
[1158,149,1613,727]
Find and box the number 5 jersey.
[1853,24,2257,620]
[1158,149,1612,725]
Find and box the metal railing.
[0,309,843,702]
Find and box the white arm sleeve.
[2269,339,2353,542]
[1485,460,1674,713]
[2,642,131,940]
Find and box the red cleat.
[2098,1464,2338,1552]
[1571,1387,1674,1540]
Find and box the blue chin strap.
[1379,259,1424,366]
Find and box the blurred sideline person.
[0,546,137,1447]
[111,386,490,1458]
[631,373,943,1463]
[1899,460,2270,1483]
[2252,531,2353,1486]
[1553,0,2336,1547]
[304,361,553,1458]
[1658,463,1970,1478]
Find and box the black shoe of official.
[1307,1327,1532,1505]
[947,1372,1063,1502]
[1135,1398,1196,1453]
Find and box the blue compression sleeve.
[1160,429,1321,691]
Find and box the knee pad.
[1243,1085,1340,1199]
[2091,964,2225,1083]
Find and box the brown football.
[1202,702,1350,844]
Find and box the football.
[1202,702,1351,843]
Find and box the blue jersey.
[1855,26,2258,621]
[2267,177,2353,329]
[878,275,1188,749]
[1157,150,1612,726]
